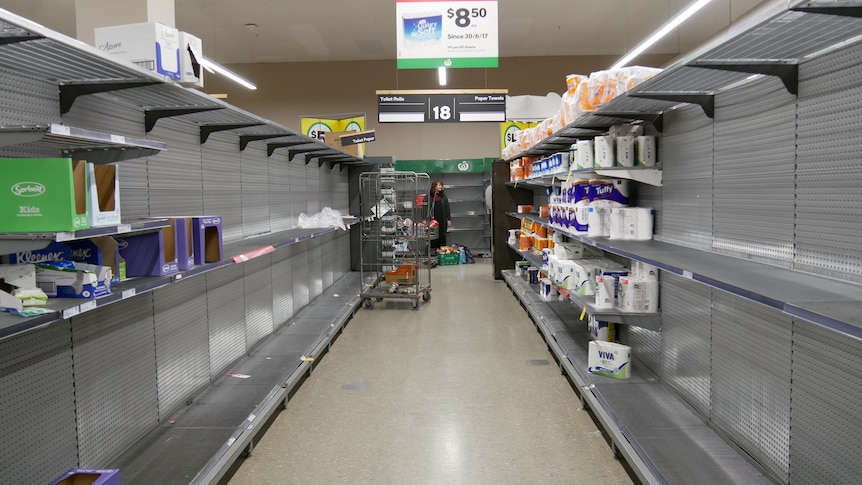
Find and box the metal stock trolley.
[359,171,433,310]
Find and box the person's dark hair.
[429,180,445,197]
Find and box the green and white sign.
[396,0,498,69]
[395,158,492,173]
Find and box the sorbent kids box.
[0,158,89,232]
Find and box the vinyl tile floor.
[228,259,633,485]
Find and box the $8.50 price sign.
[396,0,498,69]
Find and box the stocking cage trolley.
[359,171,433,310]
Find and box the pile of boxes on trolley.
[1,158,223,317]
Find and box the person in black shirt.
[429,179,451,250]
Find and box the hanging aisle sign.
[396,0,499,69]
[377,89,507,123]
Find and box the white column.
[75,0,175,45]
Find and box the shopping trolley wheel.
[422,291,431,302]
[412,299,419,310]
[363,299,374,309]
[376,298,383,302]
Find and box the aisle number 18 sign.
[396,0,499,69]
[377,89,507,123]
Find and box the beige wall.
[203,54,674,161]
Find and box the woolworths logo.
[11,182,46,197]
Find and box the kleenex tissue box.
[36,262,112,299]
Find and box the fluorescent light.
[199,57,257,90]
[610,0,715,70]
[438,66,447,86]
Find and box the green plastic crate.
[438,253,460,265]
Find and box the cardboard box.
[87,163,121,227]
[191,216,223,264]
[36,262,113,299]
[0,158,89,232]
[588,340,631,379]
[94,22,181,80]
[173,218,196,270]
[385,263,417,284]
[67,237,126,282]
[179,31,203,87]
[324,130,374,158]
[117,225,179,277]
[6,241,72,265]
[50,469,120,485]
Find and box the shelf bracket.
[594,112,664,132]
[629,91,715,118]
[691,59,799,95]
[791,2,862,18]
[0,34,43,46]
[144,107,223,132]
[59,80,161,114]
[239,134,290,151]
[288,147,328,162]
[267,141,307,157]
[199,123,264,144]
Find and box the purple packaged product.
[51,469,119,485]
[589,179,629,205]
[117,228,179,277]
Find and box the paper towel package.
[594,136,615,168]
[588,316,615,341]
[588,340,631,379]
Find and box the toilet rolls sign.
[396,0,498,69]
[377,89,507,123]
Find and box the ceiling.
[0,0,764,66]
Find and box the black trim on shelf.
[629,91,715,118]
[239,134,290,151]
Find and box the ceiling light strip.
[611,0,716,70]
[200,57,257,90]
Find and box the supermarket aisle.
[228,259,632,484]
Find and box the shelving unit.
[0,8,369,485]
[493,3,862,484]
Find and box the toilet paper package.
[618,276,659,313]
[588,340,631,379]
[540,278,558,301]
[577,139,594,169]
[590,179,629,206]
[588,316,615,341]
[594,136,615,168]
[594,274,616,309]
[635,136,656,167]
[587,206,610,238]
[616,135,634,167]
[572,259,626,296]
[631,260,659,280]
[609,207,654,240]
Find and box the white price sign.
[396,0,498,69]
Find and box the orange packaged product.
[520,234,532,251]
[536,225,547,239]
[539,205,550,218]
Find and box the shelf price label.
[396,0,499,69]
[377,90,506,123]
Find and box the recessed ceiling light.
[244,24,258,31]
